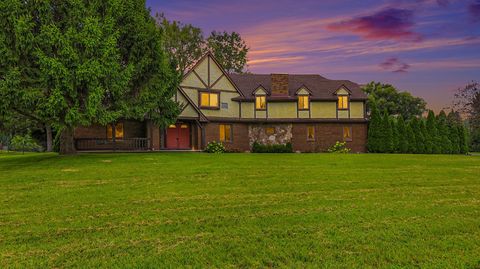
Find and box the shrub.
[10,134,42,153]
[251,142,293,153]
[328,141,351,153]
[204,141,225,153]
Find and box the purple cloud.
[327,8,422,41]
[416,0,449,7]
[380,57,411,73]
[469,0,480,22]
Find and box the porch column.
[147,121,161,150]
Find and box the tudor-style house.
[74,53,368,152]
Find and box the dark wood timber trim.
[207,56,211,87]
[205,117,368,124]
[210,74,225,89]
[192,70,208,88]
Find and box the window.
[265,127,275,135]
[200,92,219,108]
[298,95,309,110]
[343,126,352,141]
[307,125,315,141]
[256,96,266,110]
[219,124,232,142]
[107,123,124,140]
[338,95,349,110]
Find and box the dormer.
[295,86,312,110]
[253,86,267,110]
[335,85,351,110]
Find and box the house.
[74,53,368,152]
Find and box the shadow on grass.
[0,152,60,171]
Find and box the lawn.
[1,152,479,268]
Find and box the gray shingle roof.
[229,74,367,101]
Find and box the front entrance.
[166,123,191,149]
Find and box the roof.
[229,74,367,101]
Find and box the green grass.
[1,152,480,268]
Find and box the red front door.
[166,123,191,149]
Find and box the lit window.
[200,92,219,108]
[256,96,266,110]
[219,124,232,142]
[298,95,309,110]
[338,95,349,110]
[107,123,124,140]
[343,126,352,141]
[307,125,315,141]
[265,127,275,135]
[168,124,176,128]
[180,124,188,129]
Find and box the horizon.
[147,0,480,113]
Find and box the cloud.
[379,57,411,73]
[469,0,480,22]
[326,8,422,41]
[415,0,449,7]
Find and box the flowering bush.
[328,141,351,153]
[205,141,226,153]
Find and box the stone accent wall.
[271,74,289,96]
[248,124,292,145]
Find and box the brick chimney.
[271,74,289,96]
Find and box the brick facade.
[291,123,367,153]
[271,74,289,96]
[75,120,146,139]
[203,122,367,153]
[204,122,250,152]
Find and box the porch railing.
[75,138,151,151]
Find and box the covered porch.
[74,119,204,152]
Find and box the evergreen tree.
[367,102,382,153]
[426,110,440,154]
[458,124,469,154]
[411,117,425,153]
[447,111,461,154]
[419,120,429,154]
[437,111,452,154]
[406,123,417,153]
[397,116,409,153]
[391,117,399,152]
[382,111,394,153]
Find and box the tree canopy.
[363,82,427,119]
[0,0,180,154]
[156,13,205,75]
[453,81,480,151]
[207,31,249,74]
[157,17,250,75]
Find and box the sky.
[146,0,480,112]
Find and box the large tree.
[207,31,249,73]
[156,13,205,75]
[363,82,427,119]
[0,1,55,151]
[1,0,180,154]
[453,81,479,151]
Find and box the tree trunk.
[45,124,53,152]
[59,127,76,155]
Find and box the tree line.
[367,103,469,154]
